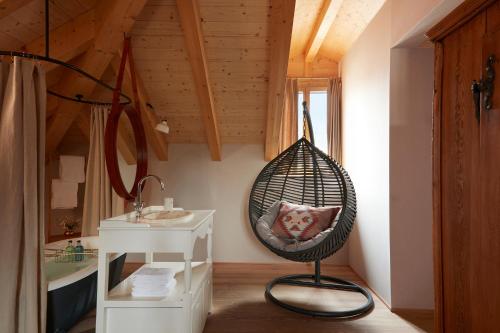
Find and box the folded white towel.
[133,278,176,290]
[134,267,176,277]
[132,280,174,288]
[131,289,175,297]
[51,179,78,209]
[132,279,176,290]
[132,279,177,297]
[132,267,175,283]
[132,276,175,284]
[60,155,85,183]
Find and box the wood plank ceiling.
[288,0,385,77]
[0,0,385,160]
[131,0,270,146]
[0,0,96,49]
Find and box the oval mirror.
[117,110,138,193]
[105,104,148,201]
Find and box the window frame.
[296,78,330,149]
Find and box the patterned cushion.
[271,202,341,241]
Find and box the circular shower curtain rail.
[0,51,132,106]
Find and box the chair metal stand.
[265,260,374,318]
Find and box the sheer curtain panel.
[82,105,124,236]
[0,58,47,333]
[279,78,298,153]
[327,78,342,162]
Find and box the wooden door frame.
[431,41,444,333]
[427,1,496,332]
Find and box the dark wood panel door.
[472,6,500,330]
[440,12,485,333]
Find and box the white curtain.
[279,78,298,153]
[0,58,47,333]
[82,105,124,236]
[327,78,342,163]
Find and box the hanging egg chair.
[248,102,373,318]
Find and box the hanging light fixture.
[145,103,169,134]
[155,120,170,134]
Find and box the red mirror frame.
[105,104,148,201]
[104,37,148,201]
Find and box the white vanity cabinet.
[96,208,214,333]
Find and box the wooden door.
[472,3,500,330]
[439,12,484,332]
[430,1,500,331]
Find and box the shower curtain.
[0,58,47,332]
[327,78,342,163]
[82,105,124,236]
[279,78,298,153]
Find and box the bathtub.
[45,236,126,333]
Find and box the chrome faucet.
[134,175,166,219]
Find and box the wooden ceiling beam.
[0,0,32,20]
[75,113,91,142]
[45,0,148,157]
[46,65,66,88]
[110,55,169,161]
[22,9,96,72]
[265,0,296,161]
[176,0,222,161]
[46,95,58,117]
[304,0,343,64]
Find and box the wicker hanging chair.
[248,102,373,318]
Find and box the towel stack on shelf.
[131,267,177,297]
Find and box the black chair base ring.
[265,272,374,318]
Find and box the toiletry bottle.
[75,240,84,262]
[65,240,75,263]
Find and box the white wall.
[342,1,392,305]
[389,48,434,309]
[341,0,463,308]
[143,144,349,264]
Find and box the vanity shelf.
[96,208,214,333]
[105,262,210,308]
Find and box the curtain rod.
[0,1,132,107]
[0,51,131,106]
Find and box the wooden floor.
[205,263,433,333]
[71,263,433,333]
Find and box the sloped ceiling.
[131,0,270,144]
[319,0,386,61]
[289,0,386,77]
[0,0,96,49]
[289,0,324,60]
[0,0,384,146]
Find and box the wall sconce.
[155,119,170,134]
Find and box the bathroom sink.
[142,210,194,224]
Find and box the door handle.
[471,55,496,122]
[483,55,495,111]
[472,80,482,122]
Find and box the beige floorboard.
[70,263,433,333]
[205,263,433,333]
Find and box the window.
[297,81,329,154]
